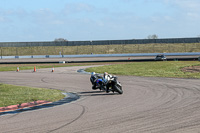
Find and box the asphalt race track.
[0,55,199,64]
[1,65,200,133]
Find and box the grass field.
[85,61,200,79]
[0,84,65,107]
[1,43,200,56]
[0,62,114,71]
[0,64,76,71]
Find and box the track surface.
[1,66,200,133]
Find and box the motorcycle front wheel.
[113,85,123,94]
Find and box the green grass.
[0,84,65,107]
[0,65,57,71]
[0,63,87,71]
[85,61,200,79]
[1,43,200,56]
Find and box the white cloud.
[0,8,28,23]
[62,3,94,15]
[163,0,200,11]
[1,0,200,41]
[147,0,200,22]
[0,16,7,22]
[31,8,58,25]
[51,20,64,25]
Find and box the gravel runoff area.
[182,66,200,73]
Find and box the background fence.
[1,37,200,47]
[0,38,200,56]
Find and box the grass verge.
[1,43,200,56]
[0,84,65,107]
[85,61,200,79]
[0,64,78,71]
[0,62,116,71]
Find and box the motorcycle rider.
[90,72,123,94]
[90,71,113,92]
[90,72,104,89]
[90,72,97,89]
[103,72,112,93]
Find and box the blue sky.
[0,0,200,42]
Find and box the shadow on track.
[78,90,119,96]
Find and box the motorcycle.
[106,76,123,94]
[90,73,123,94]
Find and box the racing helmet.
[91,72,96,75]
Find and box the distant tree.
[197,35,200,38]
[54,38,68,42]
[147,34,158,39]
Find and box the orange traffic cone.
[17,67,19,72]
[34,66,36,72]
[52,67,54,72]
